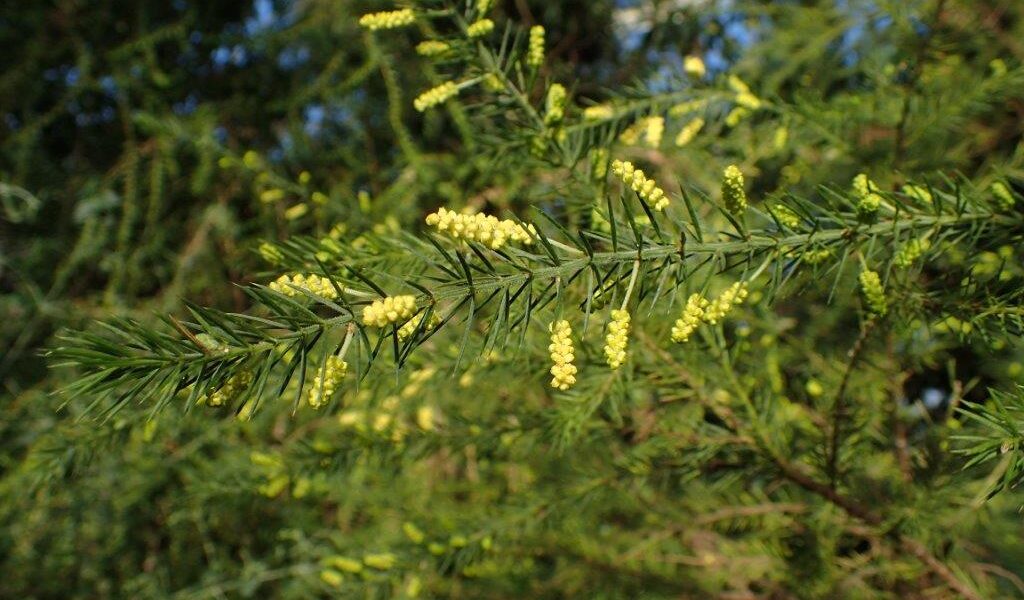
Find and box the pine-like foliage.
[3,0,1024,597]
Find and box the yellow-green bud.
[603,309,631,369]
[466,18,494,38]
[992,181,1016,211]
[416,40,451,57]
[858,269,887,316]
[544,83,567,126]
[671,293,708,343]
[674,117,704,147]
[704,282,748,324]
[363,553,396,570]
[893,237,930,269]
[610,159,669,211]
[362,295,417,328]
[359,9,416,31]
[413,81,460,112]
[721,165,747,217]
[527,26,545,68]
[425,207,536,249]
[684,55,706,78]
[548,320,577,391]
[770,203,801,229]
[307,355,347,409]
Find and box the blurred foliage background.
[2,0,1024,598]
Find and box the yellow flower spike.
[466,18,494,38]
[403,522,426,544]
[416,405,437,431]
[307,355,347,409]
[205,370,253,407]
[674,117,704,147]
[589,147,609,181]
[583,104,614,120]
[476,0,493,14]
[242,150,261,169]
[358,8,416,31]
[893,237,930,268]
[258,242,284,265]
[416,40,450,57]
[324,556,363,574]
[548,320,577,391]
[362,295,417,328]
[425,207,535,249]
[773,126,789,150]
[858,270,888,316]
[992,181,1016,211]
[260,189,285,204]
[902,184,933,204]
[603,309,631,369]
[684,55,706,78]
[268,273,339,300]
[544,83,567,126]
[610,159,669,211]
[642,116,664,148]
[721,165,747,217]
[801,248,834,265]
[769,203,801,229]
[397,311,442,340]
[363,553,397,570]
[724,106,750,126]
[728,75,762,109]
[413,81,460,112]
[671,293,709,343]
[669,99,706,117]
[527,25,545,68]
[704,282,749,325]
[319,569,344,588]
[852,173,882,219]
[284,203,308,220]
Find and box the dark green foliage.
[3,0,1024,598]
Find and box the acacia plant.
[15,0,1024,597]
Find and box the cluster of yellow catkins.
[583,105,614,120]
[269,273,338,299]
[704,282,749,324]
[425,207,536,249]
[675,117,704,147]
[416,40,450,57]
[610,159,670,211]
[684,55,706,78]
[670,294,709,343]
[307,355,347,409]
[671,283,748,344]
[548,320,577,391]
[603,309,631,369]
[358,8,415,30]
[619,117,664,148]
[414,81,460,112]
[858,270,888,316]
[466,18,494,38]
[770,202,801,229]
[527,26,545,67]
[363,295,417,328]
[544,83,567,125]
[852,173,882,218]
[397,311,442,340]
[206,370,253,407]
[721,165,747,217]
